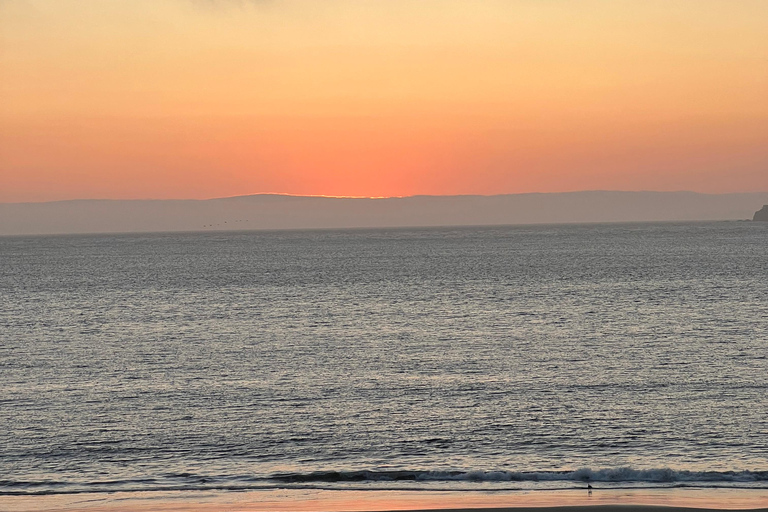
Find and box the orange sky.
[1,0,767,202]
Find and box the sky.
[1,0,767,202]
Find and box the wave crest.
[271,467,768,484]
[3,467,767,496]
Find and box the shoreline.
[3,488,767,512]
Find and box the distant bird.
[587,483,593,494]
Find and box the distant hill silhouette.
[754,205,768,221]
[2,191,768,236]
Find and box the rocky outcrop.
[754,205,768,221]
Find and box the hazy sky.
[2,0,767,202]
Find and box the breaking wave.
[271,467,768,484]
[3,467,767,496]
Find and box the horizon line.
[4,189,768,206]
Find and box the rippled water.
[1,222,767,496]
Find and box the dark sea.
[2,222,767,498]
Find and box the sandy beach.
[3,488,767,512]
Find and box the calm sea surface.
[1,222,767,496]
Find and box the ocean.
[1,222,767,499]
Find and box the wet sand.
[3,488,767,512]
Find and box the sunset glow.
[2,0,767,202]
